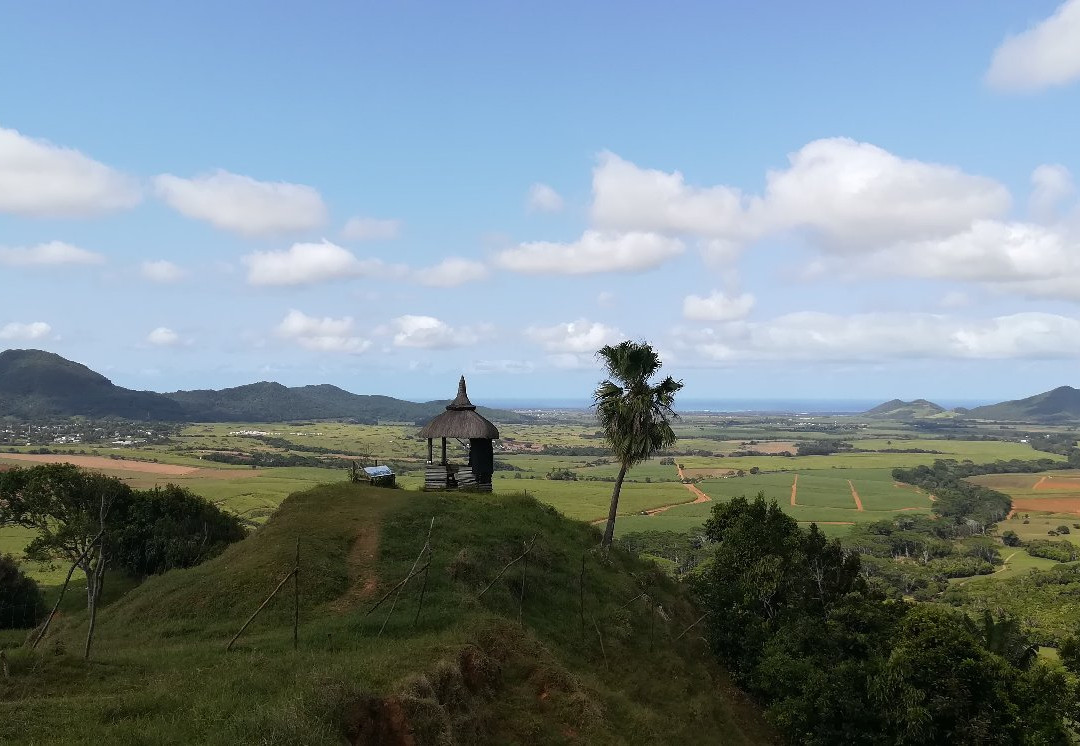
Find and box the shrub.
[111,484,246,577]
[1001,530,1021,547]
[0,553,45,629]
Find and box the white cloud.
[388,315,484,349]
[683,291,755,321]
[0,126,141,217]
[413,258,490,287]
[141,259,187,283]
[0,321,52,340]
[154,170,327,236]
[341,216,402,241]
[275,309,371,354]
[0,241,104,267]
[674,311,1080,363]
[495,230,684,274]
[1030,164,1075,221]
[986,0,1080,92]
[472,359,535,374]
[526,183,564,213]
[590,141,1009,253]
[526,319,623,353]
[243,240,403,286]
[146,327,180,347]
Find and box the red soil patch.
[1010,497,1080,516]
[790,474,798,506]
[1034,477,1080,491]
[0,452,198,475]
[847,480,865,512]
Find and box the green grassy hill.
[966,385,1080,422]
[862,398,945,419]
[1,484,769,745]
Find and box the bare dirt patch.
[0,452,199,475]
[1034,477,1080,491]
[331,524,381,612]
[847,480,864,512]
[1010,497,1080,516]
[683,468,738,479]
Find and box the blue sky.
[2,1,1079,403]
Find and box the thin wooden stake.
[617,592,646,612]
[518,541,528,625]
[293,537,300,650]
[477,534,537,598]
[226,567,296,651]
[648,597,655,653]
[674,612,709,641]
[32,528,104,650]
[364,561,431,617]
[594,619,608,669]
[579,553,586,637]
[377,517,434,639]
[413,544,432,627]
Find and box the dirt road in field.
[639,464,711,516]
[0,452,199,475]
[790,474,798,506]
[847,480,865,511]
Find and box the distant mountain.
[863,398,946,419]
[965,386,1080,423]
[0,349,532,424]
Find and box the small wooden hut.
[418,376,499,491]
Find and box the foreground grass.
[2,484,769,745]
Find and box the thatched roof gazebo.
[418,377,499,491]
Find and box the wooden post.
[441,438,447,465]
[477,535,537,598]
[226,568,297,651]
[674,612,709,641]
[377,517,435,638]
[413,543,432,627]
[594,619,608,670]
[579,553,586,638]
[293,537,300,651]
[518,542,528,626]
[427,438,433,463]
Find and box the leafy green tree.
[111,484,245,577]
[967,610,1038,670]
[1001,529,1021,547]
[0,463,130,611]
[593,341,682,547]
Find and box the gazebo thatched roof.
[417,376,500,440]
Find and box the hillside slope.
[0,349,532,424]
[966,385,1080,422]
[863,398,945,419]
[1,485,768,744]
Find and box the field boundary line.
[847,480,864,512]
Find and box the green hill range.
[964,385,1080,422]
[1,484,770,744]
[0,349,532,424]
[862,398,946,419]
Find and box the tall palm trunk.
[602,462,629,547]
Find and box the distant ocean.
[485,398,995,414]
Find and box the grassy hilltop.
[1,483,768,745]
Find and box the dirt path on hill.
[847,480,865,511]
[790,474,798,506]
[330,524,381,612]
[1034,476,1049,489]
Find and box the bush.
[111,484,246,577]
[0,553,45,629]
[1002,530,1021,547]
[1055,525,1071,535]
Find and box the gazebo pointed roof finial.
[447,375,476,411]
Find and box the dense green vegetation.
[0,553,44,629]
[693,495,1079,744]
[1,484,769,744]
[967,385,1080,423]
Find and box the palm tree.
[594,341,683,547]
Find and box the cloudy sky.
[2,1,1080,403]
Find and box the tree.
[1001,530,1021,547]
[593,341,682,546]
[0,463,130,612]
